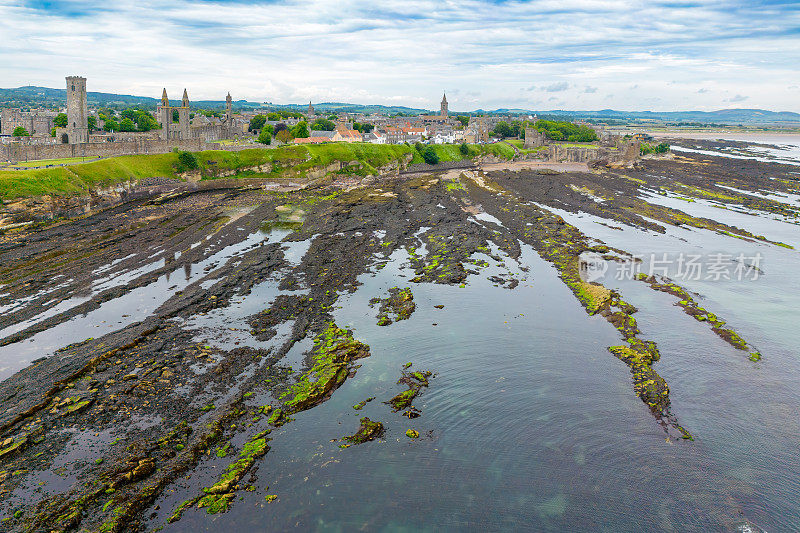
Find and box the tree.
[291,121,310,139]
[12,126,29,137]
[459,142,469,156]
[119,118,136,132]
[275,129,292,143]
[493,121,514,138]
[534,119,597,142]
[414,141,425,153]
[273,123,288,134]
[103,119,119,132]
[312,118,335,131]
[172,109,179,123]
[88,116,98,132]
[257,130,272,145]
[54,113,68,128]
[134,111,158,132]
[640,142,670,155]
[176,151,199,172]
[120,109,138,121]
[249,114,267,132]
[267,112,280,121]
[457,115,469,127]
[327,115,338,121]
[422,146,439,165]
[362,124,374,133]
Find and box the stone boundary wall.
[548,145,603,163]
[1,138,205,163]
[546,142,640,164]
[205,143,260,152]
[402,160,476,174]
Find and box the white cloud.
[543,82,570,93]
[0,0,797,111]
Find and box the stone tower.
[225,92,233,123]
[178,89,190,139]
[307,101,315,117]
[157,88,172,140]
[65,76,88,144]
[440,92,448,118]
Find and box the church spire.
[182,88,189,108]
[161,88,169,107]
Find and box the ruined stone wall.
[1,108,55,137]
[543,141,641,165]
[403,160,475,174]
[523,127,548,149]
[547,145,601,163]
[1,138,205,163]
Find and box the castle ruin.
[523,126,547,148]
[0,108,55,137]
[65,76,88,144]
[155,88,237,142]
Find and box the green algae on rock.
[370,287,416,326]
[281,323,370,413]
[636,274,761,361]
[342,417,385,444]
[353,396,375,410]
[387,367,432,411]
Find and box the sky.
[1,0,799,112]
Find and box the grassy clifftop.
[0,142,514,201]
[0,153,178,200]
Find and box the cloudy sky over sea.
[1,0,798,111]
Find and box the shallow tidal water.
[3,143,800,531]
[153,204,799,532]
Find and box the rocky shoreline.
[0,147,796,531]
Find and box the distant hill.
[265,102,431,115]
[1,86,798,124]
[488,108,800,124]
[0,86,262,110]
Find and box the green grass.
[213,139,255,146]
[408,143,515,164]
[1,156,103,169]
[0,153,180,200]
[560,143,599,149]
[195,143,417,180]
[0,142,515,201]
[520,146,549,154]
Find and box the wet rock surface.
[0,148,796,530]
